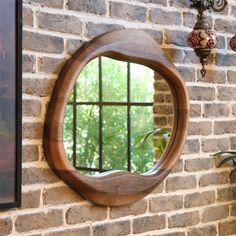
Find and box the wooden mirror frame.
[44,29,189,206]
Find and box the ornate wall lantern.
[187,0,228,77]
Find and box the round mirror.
[63,57,174,175]
[44,29,189,206]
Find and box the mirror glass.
[63,57,174,175]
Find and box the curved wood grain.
[43,29,189,206]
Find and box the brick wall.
[0,0,236,235]
[154,73,173,130]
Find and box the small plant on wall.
[213,151,236,179]
[135,127,170,160]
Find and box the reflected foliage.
[102,58,127,102]
[131,106,155,172]
[76,58,99,102]
[64,57,170,174]
[103,106,128,170]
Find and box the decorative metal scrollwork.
[190,0,228,13]
[211,0,228,12]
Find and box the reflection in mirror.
[63,57,174,175]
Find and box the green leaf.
[141,128,162,149]
[212,151,236,156]
[218,156,236,167]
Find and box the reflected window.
[64,57,171,175]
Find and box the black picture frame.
[0,0,22,209]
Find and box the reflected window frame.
[66,57,156,174]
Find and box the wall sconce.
[187,0,228,77]
[230,35,236,51]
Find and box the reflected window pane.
[131,106,155,173]
[130,63,154,103]
[63,56,174,175]
[103,106,127,170]
[68,91,73,102]
[64,105,73,163]
[79,170,98,176]
[102,57,127,102]
[76,105,99,168]
[76,58,99,102]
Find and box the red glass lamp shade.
[230,35,236,52]
[187,26,217,77]
[187,29,217,49]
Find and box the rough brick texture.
[219,220,236,236]
[188,121,212,136]
[149,195,183,213]
[202,205,229,222]
[149,9,181,25]
[0,218,13,235]
[166,175,197,192]
[15,210,63,232]
[199,172,229,187]
[201,138,230,153]
[187,225,217,236]
[22,144,39,162]
[23,31,64,54]
[45,226,90,236]
[23,7,33,24]
[67,0,107,15]
[43,186,83,205]
[184,191,215,208]
[22,167,59,185]
[37,12,83,35]
[110,199,147,219]
[110,2,147,22]
[217,186,236,202]
[21,190,41,209]
[183,139,200,154]
[203,103,230,117]
[168,211,200,228]
[66,204,107,224]
[133,215,166,233]
[93,220,131,236]
[1,0,235,235]
[24,0,64,8]
[23,98,42,117]
[184,158,215,172]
